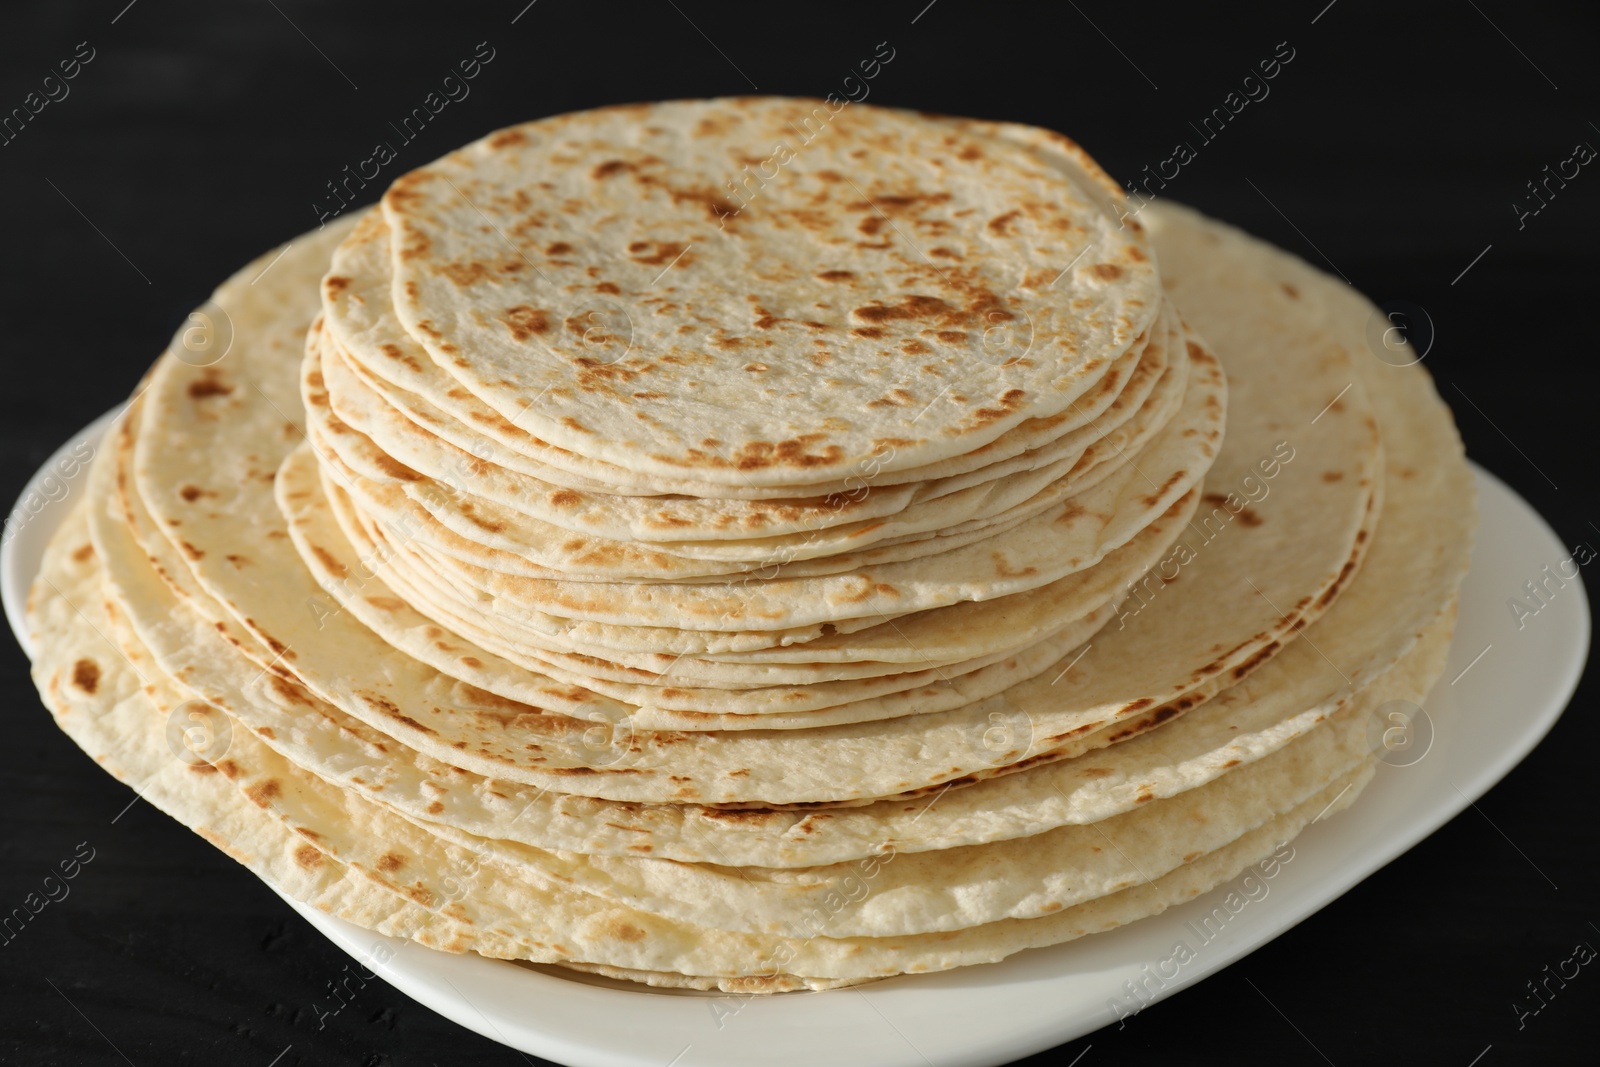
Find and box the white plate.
[4,412,1589,1067]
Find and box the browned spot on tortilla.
[1281,283,1300,299]
[854,294,954,324]
[371,452,423,482]
[1231,640,1282,680]
[1091,263,1124,281]
[1236,507,1263,527]
[817,269,855,281]
[502,305,550,341]
[1141,470,1186,506]
[71,543,95,563]
[71,659,100,694]
[627,240,690,267]
[1322,470,1345,482]
[698,806,783,825]
[293,844,323,870]
[179,485,207,502]
[987,210,1021,235]
[1315,545,1365,611]
[377,852,406,873]
[267,673,317,708]
[310,544,348,579]
[365,694,437,735]
[245,779,282,806]
[187,374,233,399]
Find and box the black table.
[2,2,1595,1063]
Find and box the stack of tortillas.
[26,99,1473,992]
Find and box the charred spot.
[501,305,551,342]
[187,373,233,400]
[71,658,100,694]
[854,294,955,325]
[1315,553,1362,611]
[364,694,437,736]
[1231,640,1282,680]
[987,210,1021,235]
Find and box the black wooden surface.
[2,2,1597,1064]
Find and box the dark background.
[2,1,1597,1064]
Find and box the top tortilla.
[372,98,1161,487]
